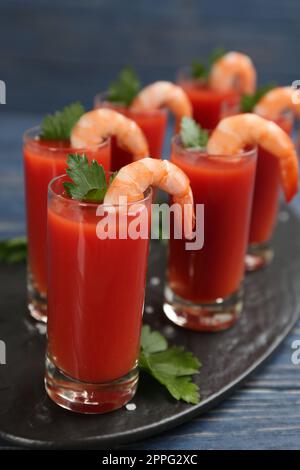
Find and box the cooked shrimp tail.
[104,157,195,239]
[209,51,256,94]
[254,86,300,120]
[130,81,192,121]
[207,113,298,202]
[71,109,149,159]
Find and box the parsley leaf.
[63,154,108,203]
[139,325,201,404]
[107,66,141,107]
[0,236,27,263]
[191,60,208,80]
[208,46,226,66]
[140,325,168,354]
[191,47,226,80]
[180,117,209,149]
[241,83,276,113]
[40,102,85,141]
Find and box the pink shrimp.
[104,157,195,239]
[254,86,300,120]
[71,108,149,159]
[130,81,192,121]
[207,113,298,202]
[209,51,256,94]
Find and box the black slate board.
[0,208,299,449]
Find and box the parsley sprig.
[241,83,276,113]
[40,102,85,141]
[0,237,27,263]
[63,154,114,203]
[191,47,226,80]
[180,117,209,149]
[107,66,141,107]
[139,325,201,404]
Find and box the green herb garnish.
[40,102,85,141]
[107,66,141,107]
[180,117,209,149]
[241,83,276,113]
[191,60,209,80]
[63,154,110,203]
[191,47,226,80]
[0,236,27,263]
[208,46,226,66]
[139,325,201,404]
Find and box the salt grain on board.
[125,403,137,411]
[145,305,154,314]
[150,277,160,286]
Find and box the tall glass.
[177,67,240,129]
[45,175,151,413]
[246,113,294,270]
[23,127,111,322]
[164,137,257,332]
[94,93,168,171]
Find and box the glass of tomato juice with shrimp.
[177,68,240,130]
[164,136,257,332]
[23,127,111,322]
[45,175,151,413]
[246,112,294,270]
[94,93,167,171]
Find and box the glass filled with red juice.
[177,67,240,129]
[246,113,294,271]
[94,93,168,171]
[23,127,111,322]
[45,175,151,413]
[164,136,257,332]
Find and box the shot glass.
[177,67,240,129]
[23,127,111,322]
[45,175,151,413]
[164,136,257,332]
[94,93,167,171]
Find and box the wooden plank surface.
[0,112,300,449]
[1,0,300,112]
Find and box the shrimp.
[130,81,192,121]
[207,113,298,202]
[104,157,195,239]
[70,108,149,159]
[209,52,256,94]
[254,86,300,120]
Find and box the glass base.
[245,242,274,272]
[27,269,47,323]
[163,285,243,332]
[45,355,139,414]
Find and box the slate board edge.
[1,300,299,450]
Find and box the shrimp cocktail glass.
[245,86,300,270]
[23,103,111,322]
[45,155,194,413]
[94,67,192,171]
[164,117,257,332]
[178,50,256,129]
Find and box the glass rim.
[176,65,208,85]
[94,91,168,116]
[48,173,153,209]
[176,66,240,96]
[172,134,257,160]
[23,125,110,153]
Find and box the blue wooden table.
[0,112,300,450]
